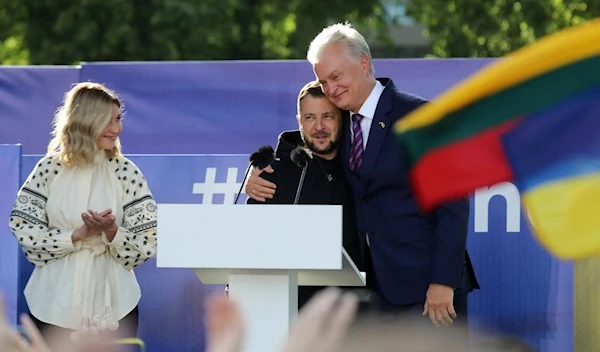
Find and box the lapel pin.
[379,121,385,129]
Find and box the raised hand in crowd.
[0,292,40,352]
[0,292,120,352]
[205,294,246,352]
[205,288,358,352]
[280,288,358,352]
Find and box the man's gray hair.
[307,22,375,75]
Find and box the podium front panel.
[157,204,343,270]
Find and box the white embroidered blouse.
[9,152,157,338]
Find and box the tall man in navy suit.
[245,23,478,329]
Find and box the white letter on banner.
[474,182,521,233]
[192,167,241,204]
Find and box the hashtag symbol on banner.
[192,167,244,204]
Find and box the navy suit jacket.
[341,78,478,305]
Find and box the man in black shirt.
[246,80,363,308]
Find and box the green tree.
[0,0,396,65]
[403,0,600,57]
[0,0,28,64]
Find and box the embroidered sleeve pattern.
[9,157,78,267]
[104,158,157,270]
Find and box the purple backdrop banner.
[0,67,80,154]
[0,145,21,324]
[77,59,494,155]
[0,59,495,155]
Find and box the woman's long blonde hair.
[47,82,123,167]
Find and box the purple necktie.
[349,113,364,172]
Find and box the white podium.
[156,204,365,352]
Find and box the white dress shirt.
[350,80,385,149]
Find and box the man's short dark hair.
[297,80,326,109]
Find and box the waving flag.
[394,18,600,259]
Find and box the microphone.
[234,145,275,204]
[290,146,312,204]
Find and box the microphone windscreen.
[290,146,311,168]
[249,145,275,169]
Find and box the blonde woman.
[8,82,157,342]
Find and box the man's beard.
[302,132,341,156]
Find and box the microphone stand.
[294,163,308,204]
[233,163,252,204]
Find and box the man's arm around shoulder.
[246,166,278,204]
